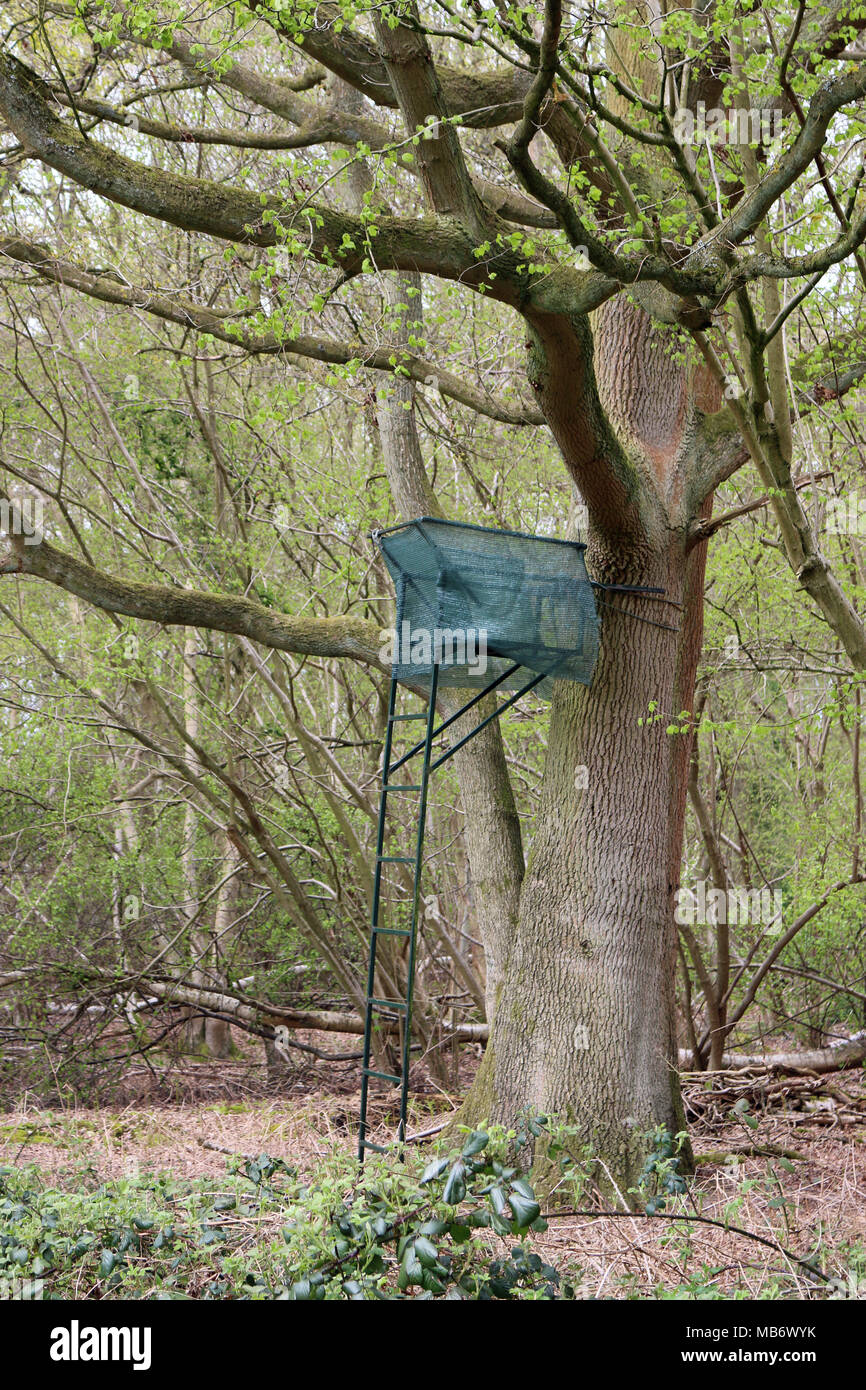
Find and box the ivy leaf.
[461,1131,489,1158]
[442,1162,467,1206]
[420,1156,450,1185]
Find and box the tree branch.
[719,61,866,247]
[372,2,487,228]
[123,28,556,228]
[0,235,544,426]
[251,0,530,128]
[0,51,479,281]
[0,530,385,667]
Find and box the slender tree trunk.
[180,628,208,1055]
[371,263,525,1020]
[200,837,240,1060]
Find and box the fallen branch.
[542,1207,828,1282]
[679,1032,866,1074]
[694,1143,806,1164]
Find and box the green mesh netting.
[375,517,600,694]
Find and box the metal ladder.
[357,662,440,1161]
[357,657,551,1161]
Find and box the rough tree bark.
[454,296,717,1184]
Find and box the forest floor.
[1,1033,865,1298]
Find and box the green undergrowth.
[1,1115,862,1300]
[0,1121,574,1300]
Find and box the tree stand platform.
[358,516,655,1160]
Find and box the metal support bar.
[388,661,522,774]
[431,669,547,770]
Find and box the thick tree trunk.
[458,296,715,1191]
[461,538,702,1189]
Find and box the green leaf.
[467,1209,491,1228]
[489,1186,509,1217]
[510,1177,537,1200]
[442,1162,467,1206]
[448,1222,471,1243]
[508,1190,541,1229]
[397,1243,423,1289]
[420,1156,450,1185]
[419,1219,448,1236]
[461,1131,489,1158]
[414,1236,439,1268]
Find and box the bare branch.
[0,236,544,425]
[0,530,385,667]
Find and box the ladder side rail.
[398,659,440,1145]
[358,666,401,1161]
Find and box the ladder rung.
[389,713,427,722]
[363,1067,402,1084]
[377,855,415,864]
[368,997,408,1013]
[374,927,411,937]
[383,783,422,792]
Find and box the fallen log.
[678,1033,866,1074]
[13,963,866,1075]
